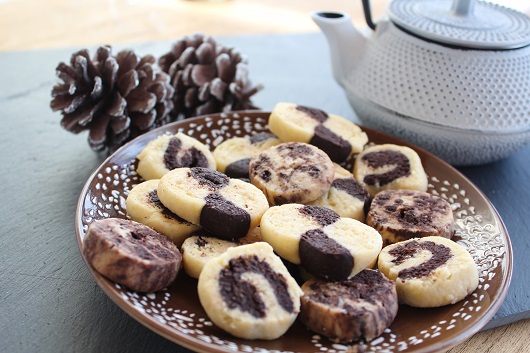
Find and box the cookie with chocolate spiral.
[354,144,428,197]
[367,189,454,246]
[157,167,269,239]
[83,218,182,293]
[213,132,281,179]
[197,242,302,340]
[268,102,368,163]
[126,179,199,247]
[378,236,479,307]
[300,269,398,342]
[260,204,382,281]
[136,132,216,180]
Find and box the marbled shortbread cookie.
[260,204,382,281]
[198,242,303,340]
[378,236,479,307]
[268,102,368,162]
[83,218,182,293]
[354,144,428,197]
[213,132,282,179]
[307,163,370,222]
[157,167,269,239]
[181,228,262,279]
[300,269,398,342]
[136,132,216,180]
[249,142,334,205]
[126,179,199,247]
[367,189,454,246]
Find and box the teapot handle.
[362,0,377,30]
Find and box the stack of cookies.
[82,102,479,344]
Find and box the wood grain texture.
[1,1,530,352]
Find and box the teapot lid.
[388,0,530,49]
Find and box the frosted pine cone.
[51,46,175,153]
[159,33,263,119]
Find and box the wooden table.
[1,1,529,352]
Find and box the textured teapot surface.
[344,21,530,133]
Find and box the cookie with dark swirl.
[378,236,479,307]
[213,132,282,179]
[197,242,302,340]
[126,179,199,247]
[353,144,428,197]
[83,218,182,293]
[260,204,382,281]
[157,167,269,240]
[136,132,216,180]
[300,269,398,342]
[249,142,335,206]
[268,102,368,163]
[367,189,454,246]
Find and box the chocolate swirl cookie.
[181,227,262,279]
[83,218,182,293]
[213,132,282,179]
[126,179,199,247]
[378,236,479,307]
[260,204,382,281]
[197,242,302,340]
[307,163,370,222]
[367,189,454,246]
[354,144,428,197]
[136,132,216,180]
[249,142,335,205]
[300,269,398,342]
[268,102,368,162]
[157,167,269,239]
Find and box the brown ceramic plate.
[76,111,512,353]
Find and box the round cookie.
[197,242,303,340]
[307,163,370,222]
[157,167,269,239]
[354,144,428,197]
[378,236,479,308]
[136,132,216,180]
[181,227,262,279]
[213,132,282,179]
[367,189,454,246]
[300,269,398,342]
[249,142,334,205]
[126,179,200,247]
[268,102,368,162]
[83,218,182,293]
[260,204,382,281]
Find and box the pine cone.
[51,46,175,153]
[159,33,263,119]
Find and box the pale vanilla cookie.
[367,189,454,246]
[378,236,479,308]
[268,102,368,162]
[197,242,303,340]
[354,144,428,197]
[213,132,282,179]
[83,218,182,293]
[126,179,199,247]
[300,269,398,342]
[307,163,370,222]
[157,167,269,239]
[249,142,334,205]
[181,228,262,279]
[136,132,216,180]
[260,204,382,281]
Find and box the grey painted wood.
[1,33,528,352]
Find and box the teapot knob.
[451,0,476,17]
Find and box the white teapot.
[313,0,530,165]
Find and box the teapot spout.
[312,11,367,87]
